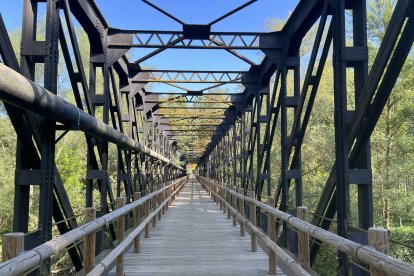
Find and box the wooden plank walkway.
[111,177,286,275]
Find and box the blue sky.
[1,0,298,92]
[1,1,298,31]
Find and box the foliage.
[367,0,414,228]
[0,119,16,236]
[0,0,413,273]
[55,132,87,213]
[265,0,414,273]
[312,246,338,276]
[389,227,414,263]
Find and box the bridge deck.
[111,178,286,275]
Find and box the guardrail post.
[368,228,389,276]
[172,181,176,202]
[162,184,166,215]
[232,186,237,226]
[165,182,171,211]
[214,181,220,205]
[116,197,126,276]
[204,181,211,196]
[133,192,141,253]
[205,180,209,193]
[217,183,221,208]
[2,232,24,262]
[268,198,277,275]
[238,187,246,237]
[297,206,310,271]
[248,191,257,252]
[83,208,96,274]
[167,184,171,208]
[152,186,158,228]
[223,185,227,214]
[219,184,223,210]
[158,185,162,221]
[227,185,231,219]
[145,188,150,238]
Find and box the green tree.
[266,0,414,270]
[368,0,414,228]
[0,119,16,235]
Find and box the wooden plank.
[248,191,258,252]
[268,198,277,275]
[201,177,410,275]
[110,178,286,276]
[116,197,126,276]
[369,228,389,276]
[83,208,96,275]
[297,207,310,271]
[133,192,141,253]
[2,233,24,261]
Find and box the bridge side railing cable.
[197,176,414,276]
[0,177,188,276]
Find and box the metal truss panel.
[108,28,280,50]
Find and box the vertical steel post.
[332,0,350,273]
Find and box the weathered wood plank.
[83,208,96,275]
[111,178,286,276]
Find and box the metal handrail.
[0,64,185,172]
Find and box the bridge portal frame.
[1,0,413,274]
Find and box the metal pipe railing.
[0,64,184,172]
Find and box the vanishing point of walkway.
[112,178,286,275]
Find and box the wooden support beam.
[268,198,276,275]
[369,228,389,276]
[162,184,166,215]
[158,185,162,221]
[248,191,257,252]
[238,187,246,237]
[133,192,141,253]
[227,185,231,219]
[83,208,96,275]
[223,185,227,214]
[297,207,310,271]
[232,186,237,226]
[116,197,126,276]
[145,188,150,238]
[2,233,24,262]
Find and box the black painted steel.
[0,0,413,273]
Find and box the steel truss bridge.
[0,0,413,275]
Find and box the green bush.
[389,226,414,264]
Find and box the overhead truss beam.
[134,70,249,84]
[108,28,282,50]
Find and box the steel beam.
[108,28,282,50]
[0,64,185,171]
[133,70,248,84]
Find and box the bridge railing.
[198,177,310,276]
[197,176,414,276]
[0,177,188,276]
